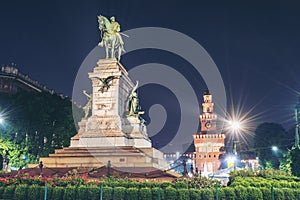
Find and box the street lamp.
[272,146,278,152]
[228,120,242,170]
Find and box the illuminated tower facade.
[193,90,225,174]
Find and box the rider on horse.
[98,16,124,47]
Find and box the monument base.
[39,146,168,170]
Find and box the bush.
[260,187,271,200]
[247,187,263,200]
[125,187,139,200]
[234,186,248,200]
[87,185,100,200]
[3,185,15,199]
[282,188,295,200]
[0,186,5,199]
[161,182,174,189]
[274,188,284,200]
[165,186,177,200]
[27,185,41,200]
[13,184,28,200]
[217,188,225,200]
[140,187,152,200]
[103,186,113,200]
[63,186,77,200]
[178,188,189,200]
[201,188,214,200]
[175,180,188,189]
[189,188,200,200]
[221,187,235,200]
[152,187,165,200]
[113,186,126,200]
[52,186,64,200]
[77,186,87,200]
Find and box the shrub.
[165,186,177,200]
[63,186,77,200]
[13,184,28,200]
[282,188,295,200]
[77,186,87,200]
[52,186,64,200]
[152,187,165,200]
[247,187,263,200]
[201,188,214,200]
[87,185,100,200]
[0,186,5,199]
[113,186,126,200]
[161,181,174,189]
[217,188,225,200]
[178,188,189,200]
[27,185,41,200]
[294,189,300,199]
[274,188,284,200]
[221,187,235,200]
[125,187,139,200]
[234,186,248,200]
[189,188,200,200]
[175,180,188,189]
[140,187,152,200]
[260,187,271,200]
[103,186,113,200]
[3,185,15,199]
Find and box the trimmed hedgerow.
[3,185,15,199]
[189,188,200,200]
[28,185,41,200]
[282,188,295,200]
[234,186,248,200]
[260,187,271,200]
[201,188,214,200]
[13,184,28,200]
[103,186,113,200]
[140,187,152,200]
[113,186,126,200]
[152,187,165,200]
[51,186,64,200]
[178,188,189,200]
[165,186,177,200]
[125,187,139,200]
[247,187,263,200]
[63,185,77,200]
[221,187,235,200]
[87,185,99,200]
[76,186,87,200]
[274,188,284,200]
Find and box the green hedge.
[4,183,300,200]
[140,187,152,200]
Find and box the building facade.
[193,90,225,173]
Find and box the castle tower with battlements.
[193,90,225,174]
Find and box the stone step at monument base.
[39,146,168,170]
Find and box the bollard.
[271,186,275,200]
[44,185,48,200]
[100,184,103,200]
[215,185,219,200]
[158,186,161,200]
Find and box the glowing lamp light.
[272,146,278,152]
[0,117,4,124]
[228,120,241,131]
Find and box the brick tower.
[193,90,225,174]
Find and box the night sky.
[1,0,300,152]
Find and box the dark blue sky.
[1,0,300,149]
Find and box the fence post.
[215,185,219,200]
[158,186,161,200]
[44,185,48,200]
[271,186,275,200]
[100,184,103,200]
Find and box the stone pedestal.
[40,59,168,171]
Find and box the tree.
[288,146,300,176]
[0,90,83,168]
[254,123,291,169]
